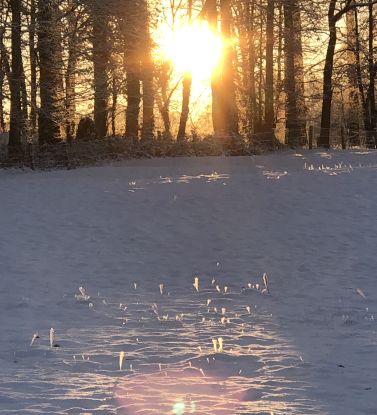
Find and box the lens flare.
[116,369,245,415]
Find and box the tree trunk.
[257,2,264,130]
[65,2,77,141]
[111,70,117,137]
[220,0,238,137]
[276,1,284,111]
[140,3,155,142]
[318,0,337,148]
[0,42,10,134]
[235,1,249,135]
[9,0,23,154]
[248,1,257,134]
[20,62,28,130]
[156,94,171,139]
[0,6,7,133]
[0,62,4,133]
[207,0,223,136]
[155,61,172,138]
[125,51,141,140]
[38,0,64,144]
[177,73,192,141]
[345,6,362,146]
[264,0,274,130]
[92,3,109,140]
[177,0,193,142]
[354,8,373,147]
[284,0,306,147]
[367,0,376,147]
[29,0,37,137]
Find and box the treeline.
[0,0,376,157]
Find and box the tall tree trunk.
[20,61,28,129]
[111,70,117,136]
[140,2,155,142]
[207,0,223,136]
[367,0,376,147]
[318,1,337,148]
[65,2,77,141]
[220,0,238,137]
[264,0,274,136]
[0,7,7,133]
[38,0,64,144]
[177,0,193,142]
[92,3,109,140]
[14,0,28,130]
[125,49,141,140]
[284,0,306,147]
[177,73,192,141]
[155,64,172,138]
[257,3,264,130]
[275,0,285,134]
[247,1,257,134]
[235,1,249,135]
[29,0,37,137]
[0,39,10,134]
[0,61,4,133]
[293,2,307,144]
[9,0,23,154]
[345,6,362,146]
[353,7,372,147]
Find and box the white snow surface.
[0,150,377,415]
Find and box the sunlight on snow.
[159,172,229,185]
[7,272,325,414]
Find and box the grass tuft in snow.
[119,351,125,371]
[193,276,200,292]
[49,328,55,348]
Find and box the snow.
[0,150,376,414]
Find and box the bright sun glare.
[159,21,223,79]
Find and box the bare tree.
[9,0,23,153]
[284,0,306,147]
[264,0,274,133]
[65,0,79,141]
[38,0,64,144]
[28,0,38,137]
[220,0,239,137]
[140,0,155,141]
[177,0,193,142]
[318,0,377,148]
[367,0,376,147]
[92,2,109,139]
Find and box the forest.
[0,0,377,160]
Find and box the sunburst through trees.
[0,0,376,156]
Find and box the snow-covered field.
[0,150,377,415]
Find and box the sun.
[158,21,223,79]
